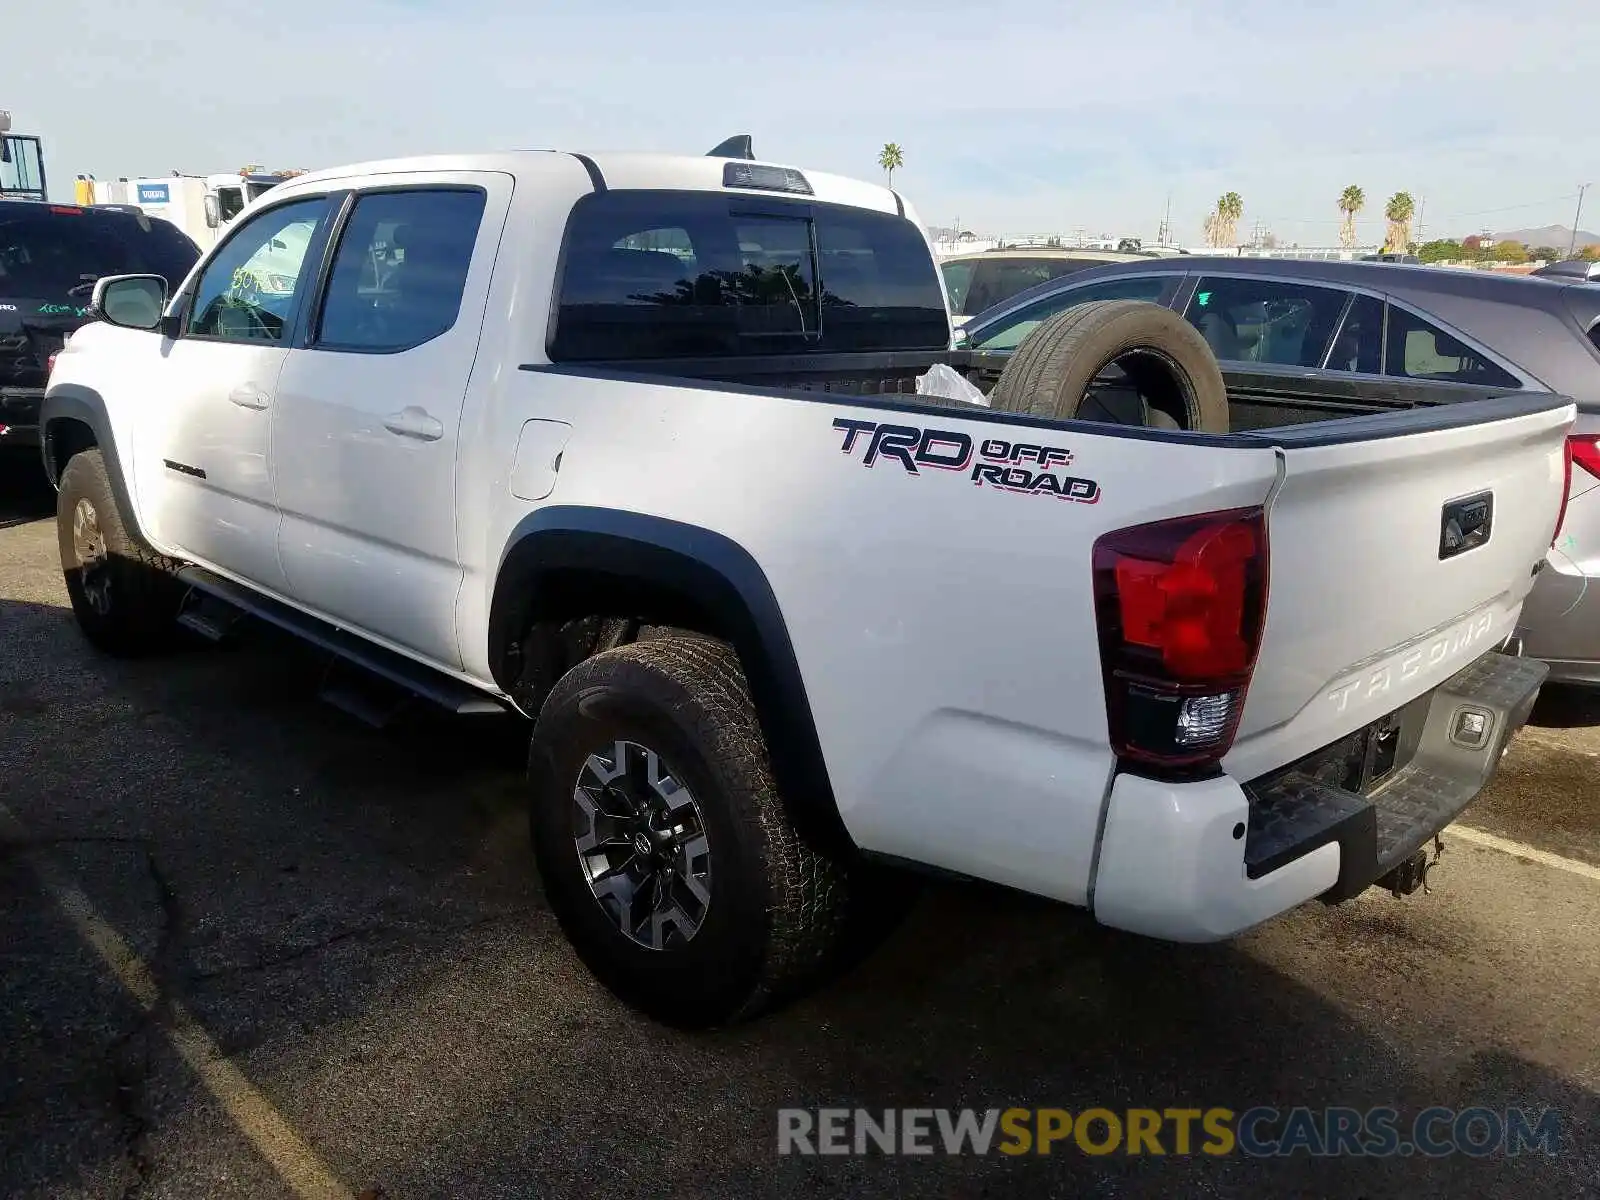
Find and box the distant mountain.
[1493,224,1600,249]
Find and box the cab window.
[313,188,486,353]
[216,187,248,224]
[185,198,328,342]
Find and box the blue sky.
[9,0,1596,245]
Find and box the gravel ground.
[2,451,1597,1199]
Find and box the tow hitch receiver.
[1243,650,1544,904]
[1378,835,1445,897]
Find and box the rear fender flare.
[488,506,853,854]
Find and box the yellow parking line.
[0,803,354,1200]
[1451,823,1600,883]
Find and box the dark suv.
[1,200,199,451]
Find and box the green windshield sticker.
[1196,291,1211,307]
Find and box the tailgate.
[1,300,85,392]
[1224,393,1575,782]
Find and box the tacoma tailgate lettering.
[1325,609,1497,714]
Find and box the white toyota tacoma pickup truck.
[41,142,1573,1026]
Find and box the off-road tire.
[990,299,1231,433]
[56,449,184,656]
[527,631,896,1027]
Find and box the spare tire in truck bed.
[989,299,1231,433]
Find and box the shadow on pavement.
[0,448,54,530]
[1528,682,1600,729]
[1,593,1596,1199]
[369,879,1600,1199]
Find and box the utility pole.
[1569,184,1591,258]
[1414,196,1426,247]
[1157,193,1172,247]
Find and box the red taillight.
[1570,434,1600,482]
[1556,438,1575,542]
[49,205,83,215]
[47,352,59,376]
[1555,434,1600,543]
[1093,508,1268,774]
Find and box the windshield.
[1,135,48,200]
[940,260,975,312]
[954,256,1115,318]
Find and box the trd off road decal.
[832,419,1100,504]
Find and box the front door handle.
[382,406,444,442]
[228,385,270,410]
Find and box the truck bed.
[544,349,1556,443]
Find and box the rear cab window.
[128,217,204,286]
[548,191,949,361]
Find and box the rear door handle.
[228,385,270,410]
[383,406,444,442]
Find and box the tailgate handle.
[1440,491,1493,560]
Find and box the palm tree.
[1204,192,1243,248]
[878,143,905,188]
[1384,192,1416,253]
[1338,185,1365,249]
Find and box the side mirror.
[90,275,169,331]
[203,193,220,229]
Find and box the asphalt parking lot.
[2,450,1599,1200]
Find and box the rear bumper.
[0,388,43,448]
[1092,650,1545,942]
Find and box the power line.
[1428,192,1582,221]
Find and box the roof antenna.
[707,134,754,160]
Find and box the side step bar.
[175,566,511,719]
